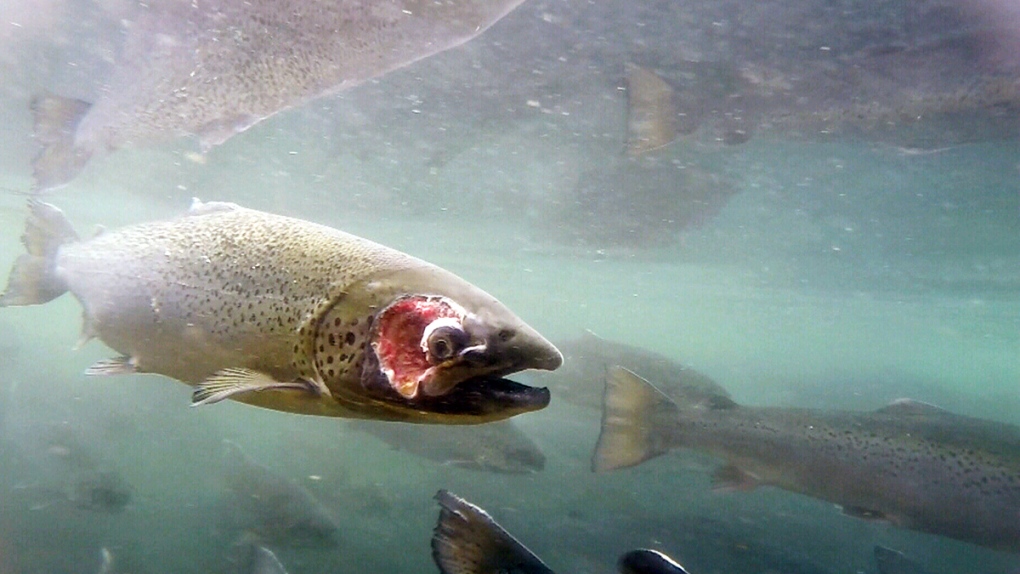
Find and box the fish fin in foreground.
[191,368,322,406]
[618,549,691,574]
[30,94,93,192]
[591,366,678,472]
[84,356,137,376]
[431,490,555,574]
[0,200,78,307]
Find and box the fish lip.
[396,376,551,418]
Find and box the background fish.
[593,367,1020,553]
[0,200,560,423]
[31,0,529,190]
[349,419,545,474]
[219,440,339,548]
[540,332,730,412]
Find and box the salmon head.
[311,264,562,424]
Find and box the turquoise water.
[2,0,1020,573]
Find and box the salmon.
[593,367,1020,553]
[0,200,561,423]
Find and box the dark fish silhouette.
[431,489,690,574]
[30,0,529,190]
[593,366,1020,553]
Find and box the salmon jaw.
[371,295,467,398]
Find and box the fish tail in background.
[591,366,679,472]
[0,201,78,307]
[431,490,555,574]
[30,94,93,192]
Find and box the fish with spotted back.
[593,366,1020,553]
[0,200,561,423]
[30,0,529,191]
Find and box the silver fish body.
[0,200,560,423]
[31,0,527,190]
[593,367,1020,553]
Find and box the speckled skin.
[35,0,526,189]
[5,201,560,422]
[597,370,1020,553]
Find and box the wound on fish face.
[371,295,474,398]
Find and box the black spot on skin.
[345,332,356,345]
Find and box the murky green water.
[1,0,1019,573]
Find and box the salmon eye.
[426,324,468,363]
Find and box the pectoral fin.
[84,356,136,376]
[191,368,318,406]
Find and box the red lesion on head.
[371,296,463,398]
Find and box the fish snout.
[462,316,563,374]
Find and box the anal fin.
[191,368,321,406]
[85,356,136,376]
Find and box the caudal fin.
[30,93,93,192]
[431,490,554,574]
[591,366,678,472]
[0,201,77,307]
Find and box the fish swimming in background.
[350,418,545,474]
[431,489,690,574]
[593,367,1020,553]
[30,0,530,191]
[541,332,728,412]
[0,200,560,423]
[219,440,340,548]
[6,423,132,513]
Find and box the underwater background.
[0,0,1019,572]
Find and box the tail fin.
[431,490,554,574]
[0,201,77,307]
[591,366,678,472]
[30,93,93,192]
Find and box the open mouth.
[392,375,551,417]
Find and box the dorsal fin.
[431,490,554,574]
